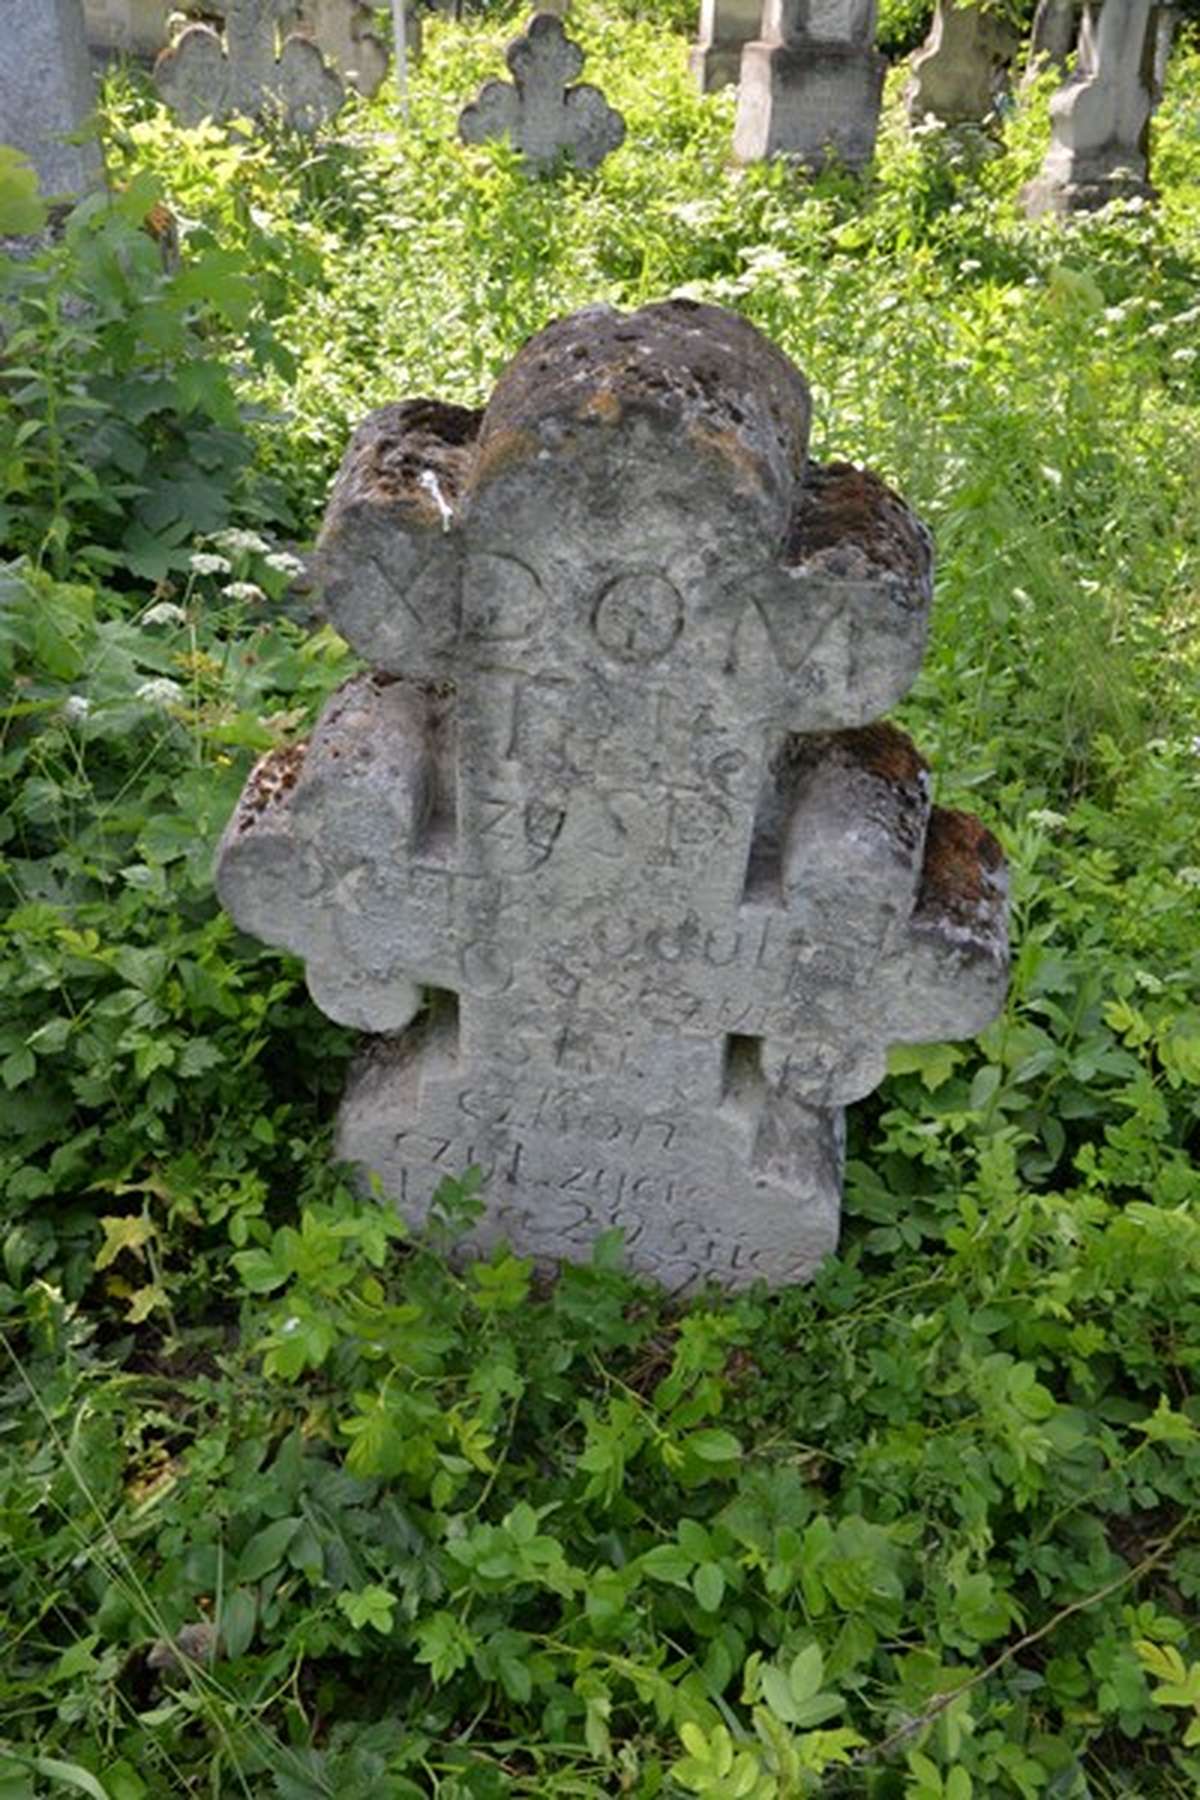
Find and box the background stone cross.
[458,12,625,173]
[217,300,1008,1293]
[1023,0,1162,214]
[155,0,344,131]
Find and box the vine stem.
[855,1511,1197,1767]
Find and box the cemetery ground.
[2,4,1200,1795]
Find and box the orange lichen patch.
[470,425,538,489]
[786,462,932,587]
[918,808,1005,916]
[237,741,309,830]
[686,421,766,497]
[579,386,622,424]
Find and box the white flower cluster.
[189,552,232,577]
[211,527,270,556]
[142,601,188,628]
[222,581,265,604]
[135,678,184,709]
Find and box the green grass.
[1,8,1199,1796]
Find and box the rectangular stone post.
[690,0,764,94]
[2,0,105,200]
[733,0,886,170]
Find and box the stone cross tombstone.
[690,0,765,94]
[458,13,625,174]
[155,0,345,131]
[216,300,1009,1294]
[1022,0,1162,216]
[733,0,887,170]
[906,0,1019,128]
[3,0,105,201]
[277,0,405,97]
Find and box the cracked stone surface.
[4,0,104,199]
[217,299,1009,1293]
[458,13,625,173]
[733,0,887,170]
[1023,0,1163,215]
[155,0,344,131]
[906,0,1019,127]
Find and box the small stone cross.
[155,0,344,131]
[217,301,1008,1293]
[458,12,625,174]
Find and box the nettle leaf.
[94,1213,155,1270]
[237,1516,302,1583]
[0,146,47,236]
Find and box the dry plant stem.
[857,1510,1198,1766]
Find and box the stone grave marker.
[3,0,105,200]
[458,13,625,174]
[84,0,173,61]
[733,0,887,170]
[906,0,1019,127]
[690,0,764,94]
[1023,0,1161,216]
[155,0,345,131]
[216,299,1009,1293]
[277,0,407,97]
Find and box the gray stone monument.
[733,0,886,171]
[278,0,409,97]
[1026,0,1080,74]
[906,0,1019,127]
[1023,0,1161,216]
[458,13,625,174]
[84,0,173,61]
[216,300,1009,1294]
[690,0,764,94]
[155,0,345,130]
[3,0,105,200]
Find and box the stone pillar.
[1023,0,1161,216]
[690,0,763,94]
[733,0,886,171]
[2,0,105,200]
[215,300,1009,1294]
[906,0,1019,127]
[1026,0,1080,73]
[83,0,172,61]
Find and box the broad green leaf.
[237,1516,301,1583]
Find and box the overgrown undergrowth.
[1,8,1199,1796]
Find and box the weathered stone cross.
[217,301,1008,1292]
[155,0,344,131]
[458,12,625,174]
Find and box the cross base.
[336,1001,843,1295]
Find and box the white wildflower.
[1028,808,1067,831]
[62,694,90,723]
[135,678,184,708]
[211,527,269,556]
[222,580,266,603]
[1178,867,1200,889]
[189,551,232,576]
[142,601,188,627]
[264,550,306,578]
